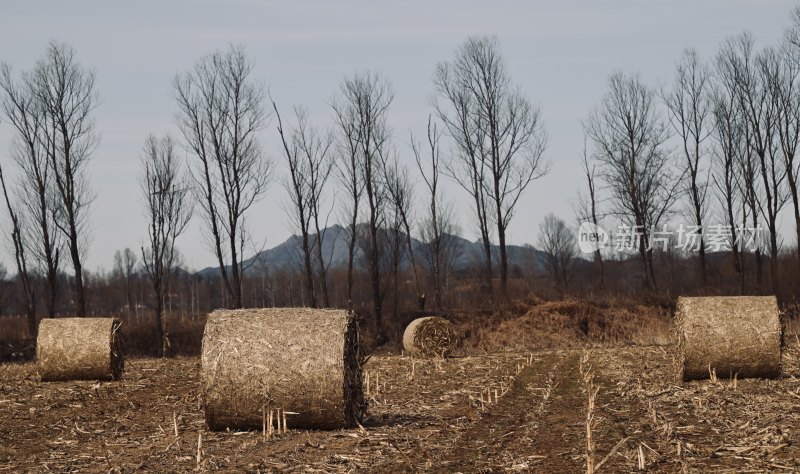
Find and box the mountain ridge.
[194,224,551,279]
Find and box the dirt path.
[442,351,586,472]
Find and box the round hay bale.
[201,308,365,431]
[677,296,781,381]
[37,317,124,381]
[402,316,457,358]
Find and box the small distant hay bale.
[402,316,457,358]
[201,308,365,431]
[677,296,781,381]
[37,318,124,382]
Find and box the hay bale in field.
[201,308,365,431]
[37,318,123,381]
[402,316,457,358]
[677,296,781,381]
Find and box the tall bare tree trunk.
[33,42,98,317]
[434,36,548,303]
[0,164,36,336]
[174,45,271,309]
[332,71,392,344]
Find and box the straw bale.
[201,308,365,431]
[402,316,457,358]
[676,296,781,380]
[37,317,124,381]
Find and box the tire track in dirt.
[442,351,587,472]
[588,348,672,472]
[522,352,586,472]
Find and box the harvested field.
[2,340,800,471]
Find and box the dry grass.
[581,351,599,474]
[585,344,800,472]
[461,298,673,353]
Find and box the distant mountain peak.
[195,224,548,278]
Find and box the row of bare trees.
[14,15,800,340]
[0,42,97,335]
[572,6,800,297]
[0,43,195,353]
[268,37,549,341]
[0,34,554,348]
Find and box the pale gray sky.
[0,0,795,272]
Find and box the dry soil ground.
[2,342,800,473]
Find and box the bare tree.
[384,162,407,323]
[413,116,450,310]
[174,45,271,309]
[295,115,335,309]
[0,263,6,315]
[573,135,605,290]
[0,162,36,335]
[775,17,800,261]
[537,213,577,291]
[332,71,392,344]
[275,104,316,307]
[274,103,334,307]
[710,81,746,293]
[439,89,493,306]
[434,35,549,297]
[720,34,785,292]
[586,71,681,290]
[716,36,769,289]
[140,134,192,356]
[31,41,97,317]
[419,205,460,310]
[738,124,764,287]
[756,48,787,294]
[307,149,335,309]
[383,152,424,310]
[113,248,138,312]
[663,48,712,286]
[0,63,61,317]
[333,100,363,307]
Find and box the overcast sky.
[0,1,796,273]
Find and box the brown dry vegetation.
[2,342,800,472]
[1,298,800,471]
[460,298,674,352]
